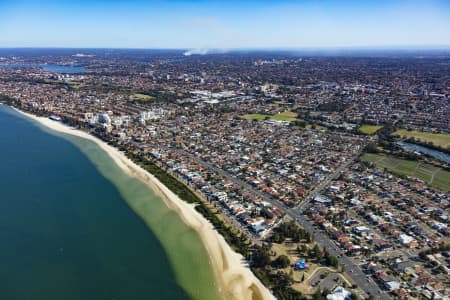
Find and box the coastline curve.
[13,107,275,300]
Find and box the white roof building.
[326,286,351,300]
[384,281,400,291]
[398,234,415,245]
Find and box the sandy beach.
[14,108,275,300]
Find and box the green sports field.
[358,125,383,135]
[130,93,154,101]
[393,129,450,148]
[361,153,450,192]
[242,110,299,122]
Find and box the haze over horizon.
[0,0,449,49]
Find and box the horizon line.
[1,45,450,51]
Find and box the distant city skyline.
[1,0,449,49]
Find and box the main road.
[166,145,389,299]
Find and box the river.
[398,141,450,164]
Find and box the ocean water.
[0,105,220,300]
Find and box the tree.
[295,120,307,128]
[350,292,359,300]
[273,271,293,287]
[313,289,325,300]
[312,244,323,261]
[273,255,291,268]
[306,232,312,243]
[252,245,271,268]
[274,287,306,300]
[301,244,308,254]
[272,232,284,243]
[365,142,379,153]
[328,255,339,268]
[324,248,329,259]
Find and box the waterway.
[398,141,450,164]
[0,105,220,300]
[0,63,85,73]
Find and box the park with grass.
[241,113,269,120]
[361,153,450,192]
[242,111,329,131]
[393,129,450,149]
[250,221,348,299]
[358,125,383,135]
[242,110,300,122]
[129,93,154,101]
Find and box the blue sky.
[0,0,449,49]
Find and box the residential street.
[169,145,388,298]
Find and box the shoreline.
[13,107,274,300]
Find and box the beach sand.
[15,108,275,300]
